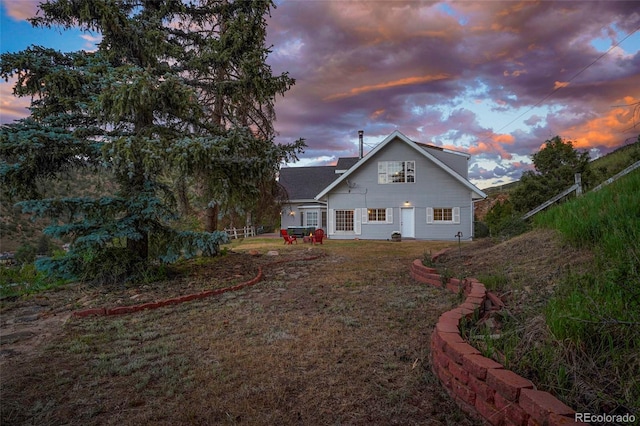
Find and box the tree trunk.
[128,158,150,260]
[201,3,226,235]
[205,203,219,233]
[127,234,149,261]
[176,175,192,216]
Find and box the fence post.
[575,173,582,197]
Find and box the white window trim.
[305,210,319,227]
[378,160,415,184]
[328,208,335,234]
[426,207,460,224]
[362,207,393,224]
[332,208,361,234]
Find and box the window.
[367,208,386,222]
[378,161,415,184]
[362,207,393,224]
[306,211,319,227]
[427,207,460,224]
[330,208,362,234]
[434,208,452,221]
[335,210,354,231]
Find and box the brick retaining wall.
[410,259,586,426]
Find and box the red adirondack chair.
[280,229,297,245]
[312,228,325,245]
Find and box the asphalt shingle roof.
[278,166,338,200]
[336,157,359,170]
[278,157,359,200]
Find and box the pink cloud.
[324,74,451,101]
[554,81,570,90]
[467,132,515,160]
[0,79,30,124]
[567,96,640,149]
[1,0,38,21]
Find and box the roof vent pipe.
[358,130,364,159]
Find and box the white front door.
[401,207,415,238]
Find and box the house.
[279,130,487,241]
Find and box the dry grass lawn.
[1,238,480,425]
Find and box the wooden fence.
[590,160,640,192]
[522,160,640,220]
[224,226,256,239]
[521,174,582,220]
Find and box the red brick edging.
[410,258,585,426]
[73,254,323,318]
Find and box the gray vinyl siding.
[326,139,474,240]
[280,203,303,229]
[280,201,327,231]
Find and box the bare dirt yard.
[1,238,486,426]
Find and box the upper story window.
[378,161,415,184]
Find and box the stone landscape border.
[73,254,323,318]
[410,255,586,426]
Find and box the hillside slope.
[438,168,640,416]
[435,228,594,314]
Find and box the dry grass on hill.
[435,228,594,311]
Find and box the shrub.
[421,250,435,267]
[485,199,530,238]
[14,243,36,265]
[36,234,53,256]
[473,221,489,238]
[0,263,67,298]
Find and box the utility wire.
[495,24,640,134]
[617,101,640,133]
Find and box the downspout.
[471,196,475,240]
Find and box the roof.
[278,166,337,201]
[279,157,360,200]
[335,157,359,172]
[315,130,487,200]
[415,142,470,158]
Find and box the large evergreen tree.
[0,0,303,282]
[175,0,300,232]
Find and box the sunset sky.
[1,0,639,188]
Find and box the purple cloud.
[1,1,638,188]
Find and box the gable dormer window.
[378,161,415,184]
